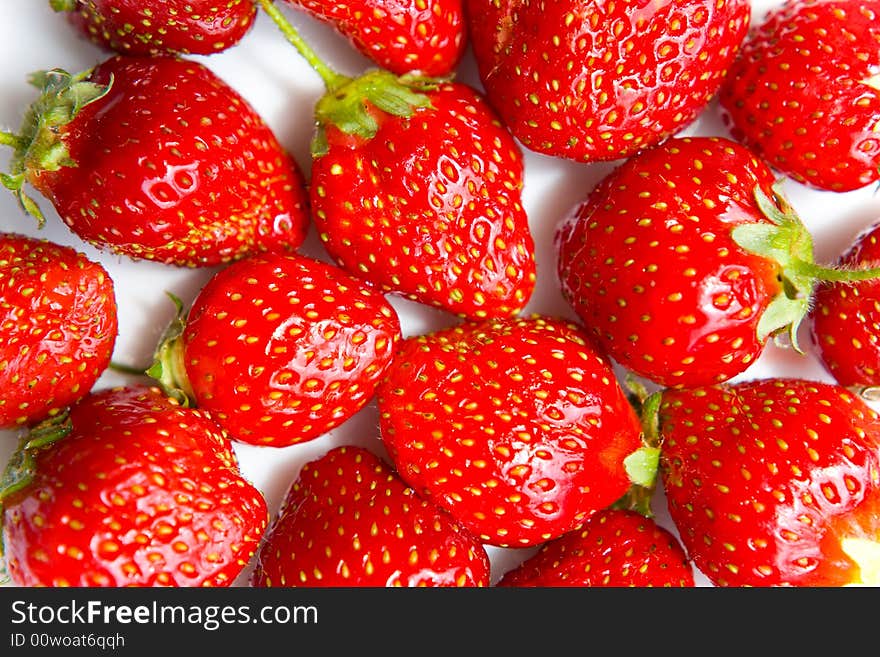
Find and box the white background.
[1,0,878,588]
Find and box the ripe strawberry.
[811,220,880,388]
[277,0,465,76]
[0,385,269,587]
[719,0,880,192]
[0,233,117,429]
[149,252,401,448]
[251,445,491,587]
[658,378,880,587]
[376,315,648,548]
[555,136,880,390]
[260,4,535,319]
[497,508,695,587]
[463,0,750,162]
[0,56,309,268]
[51,0,257,56]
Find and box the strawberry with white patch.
[659,378,880,587]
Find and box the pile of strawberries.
[0,0,879,588]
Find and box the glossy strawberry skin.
[0,233,117,429]
[1,385,269,587]
[376,315,643,548]
[659,378,880,587]
[719,0,880,192]
[465,0,750,162]
[29,56,309,267]
[311,81,535,320]
[556,136,783,389]
[180,253,401,447]
[811,220,880,387]
[498,509,695,587]
[251,445,491,587]
[283,0,465,76]
[62,0,257,56]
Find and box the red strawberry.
[463,0,750,162]
[376,315,648,548]
[497,508,695,587]
[0,385,269,587]
[251,445,491,587]
[149,252,401,447]
[51,0,257,56]
[0,233,117,429]
[277,0,465,76]
[719,0,880,192]
[555,136,880,390]
[811,220,880,388]
[658,378,880,587]
[0,56,309,268]
[260,5,535,319]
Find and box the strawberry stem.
[49,0,78,10]
[256,0,439,153]
[730,181,880,352]
[0,132,22,148]
[795,262,880,283]
[256,0,350,91]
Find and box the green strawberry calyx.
[0,412,73,561]
[615,379,663,517]
[145,292,196,408]
[256,0,440,156]
[311,70,438,156]
[0,67,110,227]
[732,182,880,352]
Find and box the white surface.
[0,0,878,588]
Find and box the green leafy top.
[732,182,880,352]
[256,0,441,157]
[0,67,109,226]
[0,413,73,561]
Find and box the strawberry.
[0,55,309,268]
[279,0,465,76]
[555,136,880,390]
[51,0,257,56]
[375,315,649,548]
[658,378,880,587]
[251,445,491,587]
[811,220,880,389]
[260,2,536,319]
[0,233,117,429]
[148,252,401,448]
[463,0,751,163]
[719,0,880,192]
[497,508,695,587]
[0,385,269,587]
